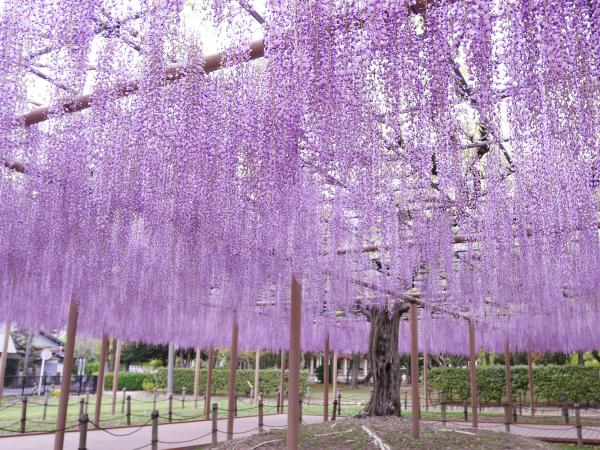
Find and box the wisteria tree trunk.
[363,304,409,416]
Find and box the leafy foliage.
[104,372,150,391]
[429,366,600,404]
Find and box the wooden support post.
[279,350,286,413]
[167,342,175,396]
[181,388,186,409]
[441,394,447,425]
[121,389,127,414]
[504,341,513,428]
[205,348,214,419]
[0,323,11,404]
[468,320,479,428]
[287,276,302,450]
[527,351,536,416]
[78,412,88,450]
[323,333,330,422]
[575,404,583,447]
[20,396,28,433]
[193,346,201,409]
[111,340,122,415]
[227,320,239,440]
[151,411,159,450]
[423,350,429,412]
[332,352,338,410]
[410,303,420,439]
[54,299,78,450]
[254,350,260,402]
[126,395,131,425]
[42,391,49,420]
[168,394,173,422]
[94,334,109,426]
[212,403,218,445]
[258,399,264,430]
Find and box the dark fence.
[2,375,98,398]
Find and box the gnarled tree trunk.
[364,304,409,416]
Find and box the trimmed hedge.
[429,366,600,404]
[104,372,152,391]
[154,368,309,395]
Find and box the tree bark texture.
[364,304,409,416]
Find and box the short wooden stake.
[337,392,341,416]
[126,395,131,425]
[181,388,186,409]
[463,399,468,421]
[168,394,173,422]
[332,400,337,421]
[151,411,159,450]
[78,413,88,450]
[441,396,447,426]
[258,399,264,430]
[299,395,303,423]
[121,388,126,414]
[42,391,49,420]
[212,403,218,446]
[20,396,28,433]
[152,388,157,411]
[575,404,583,447]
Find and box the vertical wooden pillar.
[279,351,286,413]
[167,342,175,396]
[410,303,420,439]
[193,346,201,407]
[332,352,338,404]
[0,323,11,404]
[323,333,330,421]
[287,276,302,450]
[254,350,260,402]
[527,351,535,416]
[227,320,239,440]
[468,320,478,428]
[54,300,78,450]
[504,341,513,425]
[94,334,109,425]
[111,340,122,415]
[423,350,429,412]
[204,348,214,419]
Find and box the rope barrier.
[88,419,152,436]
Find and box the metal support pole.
[468,320,478,428]
[94,334,109,426]
[227,320,239,440]
[126,395,131,425]
[78,413,88,450]
[258,399,264,430]
[504,340,513,428]
[575,404,583,447]
[212,403,218,446]
[323,333,330,422]
[254,350,260,402]
[0,323,11,404]
[205,348,214,420]
[193,346,201,409]
[287,276,302,450]
[527,351,535,416]
[79,398,85,418]
[20,396,28,433]
[54,299,78,450]
[151,411,159,450]
[168,394,173,422]
[111,340,122,415]
[410,303,420,439]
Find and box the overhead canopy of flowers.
[1,0,599,353]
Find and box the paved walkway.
[443,420,600,443]
[0,414,324,449]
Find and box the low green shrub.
[154,368,309,395]
[104,372,149,390]
[429,366,600,404]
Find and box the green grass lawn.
[1,383,594,437]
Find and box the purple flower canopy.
[1,0,599,354]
